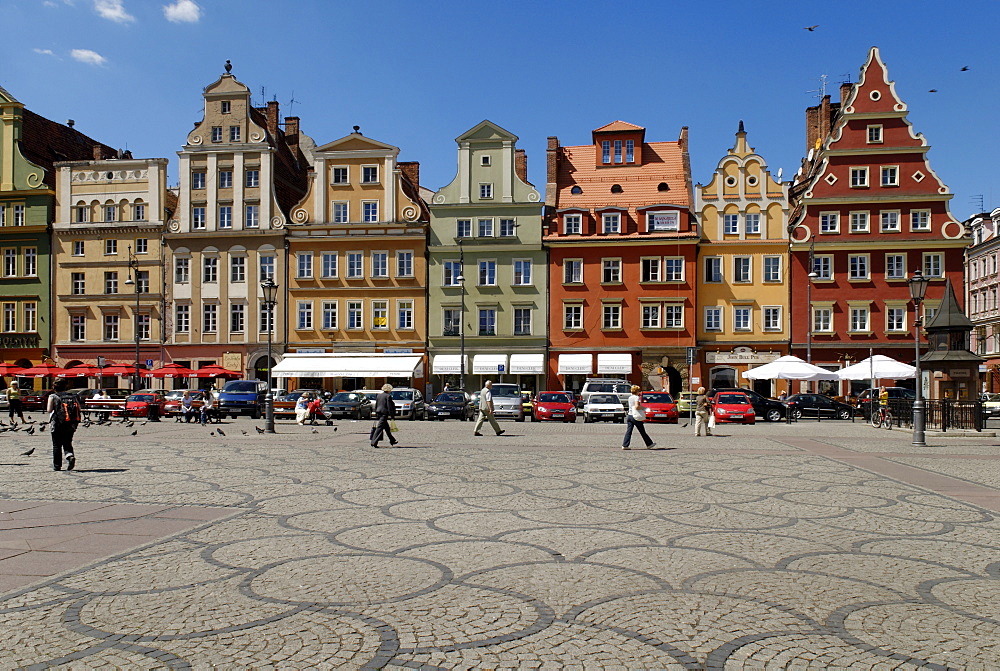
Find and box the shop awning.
[473,354,508,375]
[509,353,545,374]
[271,353,421,378]
[597,353,633,375]
[558,353,593,375]
[432,354,468,375]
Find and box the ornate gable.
[457,120,517,144]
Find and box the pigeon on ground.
[255,426,264,434]
[39,423,47,432]
[217,428,225,436]
[125,420,134,428]
[210,431,215,437]
[241,430,247,435]
[311,428,318,434]
[130,429,138,436]
[20,447,34,456]
[26,426,35,435]
[10,425,20,432]
[141,420,148,426]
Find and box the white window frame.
[478,259,497,287]
[245,205,259,228]
[192,206,206,230]
[563,259,583,284]
[910,209,931,231]
[499,218,516,237]
[105,239,117,255]
[563,303,583,330]
[456,219,472,238]
[218,205,232,229]
[886,254,906,280]
[347,301,363,330]
[880,210,900,232]
[443,260,461,287]
[641,304,661,329]
[397,300,414,330]
[103,313,119,341]
[923,253,943,278]
[704,306,722,332]
[763,256,781,283]
[362,200,379,223]
[322,301,338,330]
[346,252,363,279]
[229,303,245,333]
[602,212,621,234]
[395,250,413,278]
[71,313,86,340]
[477,218,494,238]
[72,240,85,256]
[850,211,870,233]
[296,301,313,330]
[848,254,870,281]
[331,202,348,223]
[23,248,36,277]
[361,165,379,184]
[202,304,217,333]
[705,256,723,283]
[733,306,751,332]
[867,125,883,144]
[849,307,870,333]
[245,170,259,188]
[230,256,246,283]
[813,307,832,333]
[641,257,661,283]
[602,258,622,284]
[744,212,761,235]
[733,256,751,284]
[664,257,684,282]
[881,165,899,187]
[886,306,907,332]
[202,256,218,283]
[219,170,233,189]
[819,212,840,234]
[723,213,739,235]
[259,255,276,282]
[479,183,493,199]
[296,252,313,279]
[814,255,833,280]
[372,299,389,330]
[478,308,497,336]
[763,306,782,332]
[850,167,869,188]
[331,166,349,185]
[564,214,582,235]
[371,251,389,278]
[513,259,532,286]
[192,172,206,189]
[602,303,621,330]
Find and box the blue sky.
[3,0,998,218]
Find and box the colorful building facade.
[965,208,1000,393]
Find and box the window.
[614,140,622,163]
[259,303,274,333]
[880,211,900,232]
[478,218,494,237]
[259,255,275,282]
[850,167,869,188]
[924,253,943,277]
[668,304,691,326]
[478,260,497,286]
[71,272,85,295]
[331,202,348,223]
[887,307,906,332]
[229,126,241,142]
[104,272,118,294]
[203,257,218,283]
[135,238,148,254]
[564,214,582,235]
[219,171,233,189]
[763,307,782,331]
[456,219,472,238]
[297,301,313,330]
[602,213,620,234]
[245,170,259,188]
[813,307,832,333]
[221,101,231,114]
[563,259,583,284]
[443,260,462,286]
[704,307,722,332]
[479,183,493,199]
[848,255,869,280]
[763,256,781,283]
[23,248,36,277]
[820,212,839,234]
[705,257,723,283]
[850,212,870,233]
[322,301,338,330]
[362,166,379,184]
[814,255,833,280]
[347,301,363,330]
[481,155,491,166]
[74,205,88,223]
[175,305,190,333]
[372,300,388,330]
[362,201,379,223]
[321,252,338,278]
[372,252,388,278]
[910,210,931,231]
[602,258,621,283]
[231,256,246,282]
[734,257,751,283]
[478,308,497,335]
[347,252,363,279]
[564,303,583,330]
[867,125,883,143]
[745,213,761,235]
[293,252,313,279]
[192,172,206,189]
[881,166,899,187]
[887,254,906,279]
[642,304,661,329]
[499,218,516,237]
[136,313,150,340]
[219,206,232,229]
[602,303,621,330]
[396,251,413,278]
[202,304,218,333]
[3,250,16,276]
[849,307,869,332]
[641,258,660,283]
[664,257,684,281]
[331,167,348,185]
[104,314,119,341]
[245,205,259,228]
[443,308,461,336]
[513,259,532,286]
[211,126,222,143]
[71,314,86,340]
[2,303,14,332]
[723,214,739,235]
[601,140,610,164]
[192,207,206,230]
[134,270,149,294]
[625,139,634,163]
[925,306,938,323]
[104,205,116,222]
[511,307,532,335]
[105,239,117,255]
[397,300,414,330]
[73,240,85,256]
[734,306,751,331]
[133,204,145,221]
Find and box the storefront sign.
[706,350,780,365]
[223,352,243,371]
[0,334,40,349]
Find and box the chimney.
[284,116,300,154]
[265,100,280,137]
[398,161,420,188]
[545,136,559,208]
[93,144,105,161]
[677,126,689,152]
[840,82,854,104]
[515,149,528,183]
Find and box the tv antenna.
[288,91,300,114]
[806,74,829,100]
[971,194,985,213]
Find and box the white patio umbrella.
[741,355,840,381]
[836,355,915,381]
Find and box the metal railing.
[874,398,984,432]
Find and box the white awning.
[432,354,468,375]
[271,353,421,378]
[509,353,545,374]
[558,353,593,375]
[473,354,508,375]
[597,353,633,375]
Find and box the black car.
[854,386,915,419]
[321,391,373,420]
[426,391,473,421]
[707,387,786,422]
[784,393,855,420]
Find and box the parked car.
[676,391,698,416]
[712,391,756,425]
[581,379,631,407]
[162,390,208,417]
[638,391,679,423]
[854,387,915,419]
[783,393,855,420]
[531,391,577,423]
[20,389,54,412]
[426,391,474,421]
[114,390,168,418]
[218,379,267,419]
[708,387,785,422]
[583,393,627,423]
[983,393,1000,419]
[0,390,7,411]
[322,391,373,420]
[391,388,425,420]
[488,383,525,421]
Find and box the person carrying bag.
[695,386,713,436]
[622,385,656,450]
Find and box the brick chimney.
[545,136,559,208]
[840,82,854,104]
[93,144,105,160]
[398,161,420,188]
[265,100,280,137]
[515,148,528,184]
[284,116,299,153]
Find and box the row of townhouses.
[0,48,985,399]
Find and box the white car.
[583,393,626,423]
[0,390,7,411]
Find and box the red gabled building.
[544,122,697,394]
[789,47,967,395]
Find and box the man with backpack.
[47,378,81,471]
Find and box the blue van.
[218,380,267,419]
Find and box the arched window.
[570,186,582,195]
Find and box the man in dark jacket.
[371,383,399,448]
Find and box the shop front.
[271,353,424,393]
[706,348,784,396]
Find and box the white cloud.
[94,0,134,23]
[163,0,200,23]
[71,49,107,66]
[33,48,55,56]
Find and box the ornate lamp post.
[909,269,930,446]
[261,276,279,433]
[122,245,142,392]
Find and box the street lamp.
[261,276,279,433]
[122,245,142,392]
[455,237,466,391]
[908,269,930,446]
[806,268,818,393]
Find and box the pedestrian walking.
[370,383,398,447]
[694,386,712,437]
[47,378,81,471]
[474,380,505,437]
[7,379,25,424]
[622,385,656,450]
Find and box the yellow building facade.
[694,123,790,395]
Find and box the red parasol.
[17,361,69,378]
[189,364,242,379]
[97,363,138,376]
[145,363,195,378]
[0,362,26,376]
[58,363,101,377]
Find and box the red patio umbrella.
[189,364,241,379]
[0,362,25,376]
[17,361,69,378]
[145,363,195,378]
[97,363,137,377]
[58,363,101,377]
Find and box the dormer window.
[614,140,622,163]
[221,101,231,114]
[625,140,634,163]
[601,141,610,164]
[648,211,679,232]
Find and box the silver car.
[489,383,525,422]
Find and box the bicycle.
[870,405,893,429]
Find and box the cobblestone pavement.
[1,416,999,669]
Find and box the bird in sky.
[805,25,819,31]
[961,66,970,71]
[928,89,938,93]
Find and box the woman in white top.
[622,384,656,450]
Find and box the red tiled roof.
[593,120,645,133]
[20,109,116,188]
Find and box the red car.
[531,391,577,423]
[114,390,168,418]
[639,391,679,423]
[20,389,54,412]
[712,391,756,425]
